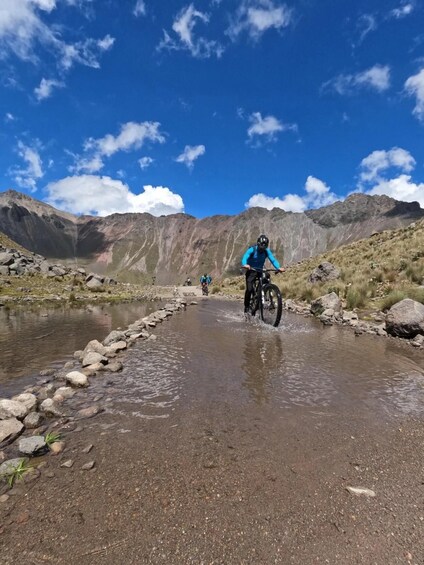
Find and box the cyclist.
[200,273,212,295]
[241,235,284,313]
[200,273,212,285]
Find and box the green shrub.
[381,291,406,311]
[346,286,367,309]
[210,286,219,294]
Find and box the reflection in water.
[0,301,160,390]
[242,331,283,405]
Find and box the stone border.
[0,298,193,487]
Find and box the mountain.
[0,190,423,284]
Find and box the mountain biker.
[241,235,284,313]
[200,273,212,285]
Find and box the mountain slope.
[0,190,423,283]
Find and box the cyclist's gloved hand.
[242,264,250,270]
[278,267,285,273]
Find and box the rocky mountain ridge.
[0,190,423,284]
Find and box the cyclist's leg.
[244,270,256,312]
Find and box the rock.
[385,299,424,338]
[82,352,108,367]
[86,278,104,290]
[77,405,103,419]
[81,444,93,454]
[411,334,424,348]
[310,292,342,316]
[65,371,89,388]
[39,368,55,377]
[81,461,95,470]
[40,399,63,417]
[0,494,9,503]
[83,339,108,356]
[49,441,66,455]
[0,399,29,420]
[103,330,127,346]
[104,361,123,373]
[346,486,376,497]
[60,459,74,468]
[73,350,84,360]
[148,334,158,341]
[84,362,105,373]
[0,418,24,444]
[0,458,27,478]
[11,393,37,412]
[18,436,47,456]
[107,341,127,353]
[309,262,341,283]
[53,387,76,400]
[23,412,43,429]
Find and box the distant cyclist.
[200,273,212,295]
[241,235,284,313]
[200,273,212,286]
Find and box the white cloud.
[357,147,423,206]
[305,176,338,207]
[246,176,337,212]
[247,112,297,143]
[367,175,424,207]
[73,121,165,173]
[10,140,44,191]
[34,77,64,100]
[45,176,185,216]
[405,68,424,122]
[0,0,114,72]
[228,0,292,41]
[390,2,415,19]
[359,147,416,183]
[158,4,223,58]
[139,156,154,170]
[323,64,391,95]
[175,144,205,169]
[356,14,377,44]
[133,0,146,17]
[246,193,307,212]
[5,112,15,122]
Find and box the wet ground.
[1,299,424,564]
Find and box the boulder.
[385,299,424,338]
[65,371,89,387]
[86,278,104,290]
[103,330,127,346]
[0,418,24,444]
[309,262,341,283]
[83,340,107,356]
[11,393,37,412]
[82,352,108,367]
[23,412,43,429]
[0,458,27,478]
[0,399,29,420]
[310,292,342,316]
[18,436,47,456]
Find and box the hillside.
[0,189,423,284]
[218,219,424,313]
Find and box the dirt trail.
[1,300,424,564]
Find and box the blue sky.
[1,0,424,218]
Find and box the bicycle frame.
[249,268,277,312]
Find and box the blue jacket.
[242,245,281,270]
[200,275,212,284]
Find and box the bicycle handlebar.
[242,267,281,273]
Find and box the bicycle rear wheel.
[260,283,282,327]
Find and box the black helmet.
[257,234,269,250]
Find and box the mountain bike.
[247,268,283,327]
[201,282,209,296]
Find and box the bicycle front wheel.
[260,284,282,327]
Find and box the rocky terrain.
[0,190,422,284]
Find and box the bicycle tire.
[260,283,282,327]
